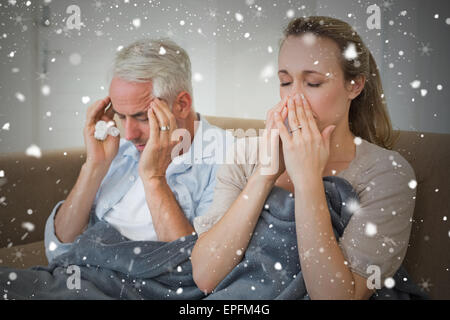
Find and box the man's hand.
[83,96,120,173]
[137,98,195,241]
[138,98,179,184]
[55,97,120,244]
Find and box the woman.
[191,16,416,300]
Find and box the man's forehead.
[109,78,155,114]
[109,77,153,95]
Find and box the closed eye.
[281,82,322,87]
[116,114,148,122]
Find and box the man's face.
[109,77,154,152]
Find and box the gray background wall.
[0,0,449,153]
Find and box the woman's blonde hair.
[281,16,397,149]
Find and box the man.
[44,38,231,262]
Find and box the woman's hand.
[273,93,336,185]
[83,96,120,173]
[256,96,289,182]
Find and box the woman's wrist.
[292,173,323,193]
[254,166,279,186]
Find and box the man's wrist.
[82,162,109,181]
[142,175,168,190]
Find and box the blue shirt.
[44,115,233,262]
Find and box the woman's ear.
[171,91,192,119]
[347,75,366,100]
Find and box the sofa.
[0,115,449,299]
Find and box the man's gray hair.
[112,38,193,107]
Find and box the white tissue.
[108,126,120,137]
[94,120,119,141]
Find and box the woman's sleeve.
[338,151,417,284]
[193,136,259,235]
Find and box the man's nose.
[124,118,140,141]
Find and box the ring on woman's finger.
[160,125,170,131]
[289,125,302,133]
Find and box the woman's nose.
[290,83,303,96]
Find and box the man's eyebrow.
[278,69,325,76]
[111,106,148,117]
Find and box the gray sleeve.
[193,137,258,235]
[338,152,417,284]
[193,164,246,235]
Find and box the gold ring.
[290,125,302,133]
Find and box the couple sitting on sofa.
[0,16,424,300]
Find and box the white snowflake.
[408,179,417,189]
[365,222,377,237]
[286,9,295,19]
[81,96,90,104]
[410,80,421,89]
[344,42,358,60]
[132,18,141,28]
[193,73,203,82]
[21,222,35,232]
[25,144,42,158]
[11,248,25,263]
[384,277,395,288]
[418,42,433,56]
[41,85,51,96]
[418,278,433,292]
[15,92,25,102]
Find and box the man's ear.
[171,91,192,119]
[347,75,366,100]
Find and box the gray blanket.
[0,176,427,300]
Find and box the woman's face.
[278,34,356,132]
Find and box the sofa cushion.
[0,148,85,249]
[0,241,48,269]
